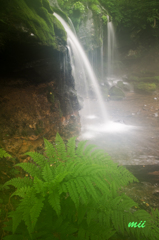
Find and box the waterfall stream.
[107,15,116,77]
[54,13,108,122]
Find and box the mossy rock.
[0,0,66,49]
[109,86,125,100]
[134,82,157,93]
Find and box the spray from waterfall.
[54,13,108,121]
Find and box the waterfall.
[100,20,104,82]
[54,13,107,121]
[107,15,115,76]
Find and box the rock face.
[0,0,81,161]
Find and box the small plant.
[0,148,11,159]
[2,134,159,240]
[73,1,85,14]
[101,15,107,24]
[91,4,101,15]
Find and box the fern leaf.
[0,148,11,158]
[87,209,97,225]
[110,181,118,198]
[24,152,46,168]
[67,136,77,158]
[3,177,33,190]
[84,144,96,156]
[8,209,23,234]
[77,205,87,224]
[11,186,33,198]
[90,149,105,160]
[76,140,88,156]
[73,178,88,205]
[91,175,110,196]
[78,226,86,239]
[65,180,79,208]
[81,177,99,202]
[48,191,61,216]
[30,197,44,229]
[33,176,44,194]
[55,133,67,161]
[22,193,37,235]
[42,163,54,182]
[15,162,41,179]
[44,138,58,162]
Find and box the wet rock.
[109,86,125,100]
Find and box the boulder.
[109,86,125,100]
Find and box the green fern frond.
[11,186,33,198]
[30,196,44,229]
[67,136,77,158]
[81,177,99,202]
[90,149,105,160]
[0,148,11,159]
[77,205,87,225]
[48,191,61,216]
[73,178,88,205]
[44,138,58,162]
[42,163,54,182]
[2,177,33,189]
[24,151,46,168]
[55,133,67,161]
[76,140,88,156]
[83,144,97,156]
[65,180,79,208]
[15,162,41,179]
[33,176,45,194]
[8,210,23,234]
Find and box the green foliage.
[134,82,156,92]
[0,148,11,159]
[2,133,159,240]
[91,4,101,15]
[101,15,107,25]
[100,0,159,31]
[73,2,85,14]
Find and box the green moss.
[42,0,53,13]
[91,4,101,15]
[0,0,63,48]
[53,16,67,42]
[129,75,159,83]
[134,82,156,92]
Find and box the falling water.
[107,16,115,76]
[100,21,104,81]
[54,13,108,121]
